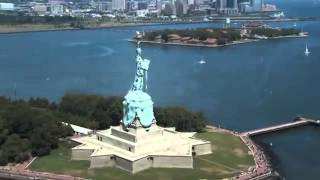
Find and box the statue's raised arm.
[131,43,150,92]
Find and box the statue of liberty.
[122,42,155,129]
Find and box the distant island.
[130,24,308,48]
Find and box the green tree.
[1,134,30,163]
[91,97,122,129]
[155,106,206,132]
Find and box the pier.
[243,118,320,136]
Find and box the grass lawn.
[31,132,254,180]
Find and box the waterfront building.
[146,0,157,10]
[136,9,149,17]
[262,4,277,12]
[156,0,162,10]
[137,1,148,10]
[239,2,251,12]
[188,0,195,6]
[216,0,238,15]
[175,0,188,16]
[48,0,65,5]
[0,2,15,11]
[70,45,212,174]
[163,3,175,15]
[112,0,127,11]
[95,1,110,12]
[32,4,49,16]
[50,4,64,16]
[251,0,263,12]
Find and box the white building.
[112,0,127,11]
[33,4,48,16]
[0,2,15,11]
[188,0,195,6]
[50,4,64,16]
[136,9,149,17]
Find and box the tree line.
[0,93,207,165]
[142,28,242,45]
[0,97,73,165]
[251,28,300,37]
[0,14,76,25]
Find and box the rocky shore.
[206,125,273,180]
[235,134,273,180]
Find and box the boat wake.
[62,41,90,47]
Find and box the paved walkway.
[243,118,319,136]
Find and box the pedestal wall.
[132,157,153,173]
[90,155,115,168]
[111,128,136,142]
[99,134,135,153]
[71,149,94,160]
[193,143,212,156]
[114,156,133,172]
[152,156,193,168]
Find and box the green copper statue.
[122,42,155,128]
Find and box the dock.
[243,118,320,136]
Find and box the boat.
[293,23,297,27]
[305,44,310,56]
[198,57,206,64]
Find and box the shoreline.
[128,34,308,49]
[206,125,274,180]
[0,17,316,34]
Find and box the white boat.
[293,23,297,27]
[198,57,206,64]
[305,44,310,56]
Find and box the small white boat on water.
[198,57,206,64]
[293,23,297,27]
[305,44,310,56]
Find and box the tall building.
[175,0,188,16]
[137,1,148,10]
[216,0,238,15]
[227,0,237,8]
[163,3,175,15]
[112,0,127,11]
[251,0,263,12]
[187,0,194,6]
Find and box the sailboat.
[305,44,310,56]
